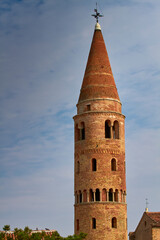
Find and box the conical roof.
[78,23,120,104]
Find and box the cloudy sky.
[0,0,160,237]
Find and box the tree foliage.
[0,233,5,240]
[3,225,10,232]
[0,226,87,240]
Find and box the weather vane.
[92,2,103,23]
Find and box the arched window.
[79,191,82,203]
[109,188,113,201]
[75,124,80,141]
[105,120,111,138]
[95,188,100,201]
[111,158,116,171]
[77,219,79,231]
[77,192,79,204]
[113,121,119,139]
[112,217,117,228]
[83,190,87,202]
[92,218,96,229]
[77,161,80,174]
[102,188,107,201]
[89,189,94,202]
[114,189,118,202]
[120,190,123,202]
[80,122,85,140]
[86,104,91,111]
[92,158,97,171]
[124,191,126,203]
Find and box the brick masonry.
[73,25,128,240]
[129,212,160,240]
[152,228,160,240]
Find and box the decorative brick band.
[73,111,125,119]
[78,148,120,155]
[84,72,113,77]
[74,201,127,206]
[77,97,122,106]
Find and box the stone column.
[113,191,115,202]
[87,190,89,202]
[107,191,109,201]
[94,191,96,202]
[100,190,102,202]
[110,124,113,139]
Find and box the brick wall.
[152,227,160,240]
[74,98,127,240]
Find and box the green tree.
[24,227,32,235]
[14,228,26,240]
[41,231,46,239]
[64,232,87,240]
[14,228,23,238]
[30,233,42,240]
[6,236,13,240]
[3,225,10,232]
[1,226,86,240]
[0,232,5,240]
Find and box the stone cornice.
[74,202,127,206]
[73,111,125,119]
[84,72,113,78]
[77,97,122,106]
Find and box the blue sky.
[0,0,160,237]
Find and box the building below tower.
[129,212,160,240]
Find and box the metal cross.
[92,2,103,23]
[146,198,149,209]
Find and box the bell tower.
[73,16,127,240]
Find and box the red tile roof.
[78,25,120,104]
[146,212,160,223]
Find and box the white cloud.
[0,0,159,237]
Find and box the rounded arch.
[112,217,117,228]
[113,120,119,139]
[92,158,97,171]
[109,188,113,201]
[76,191,79,204]
[124,191,126,203]
[75,124,80,141]
[120,189,123,202]
[75,191,77,204]
[79,190,82,203]
[83,190,87,202]
[77,161,80,174]
[76,219,79,231]
[92,218,96,229]
[80,122,85,140]
[105,120,111,138]
[102,188,107,201]
[95,188,100,201]
[114,189,118,202]
[111,158,117,171]
[89,189,94,202]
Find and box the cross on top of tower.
[145,198,149,212]
[91,2,103,23]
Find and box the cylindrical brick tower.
[73,22,127,240]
